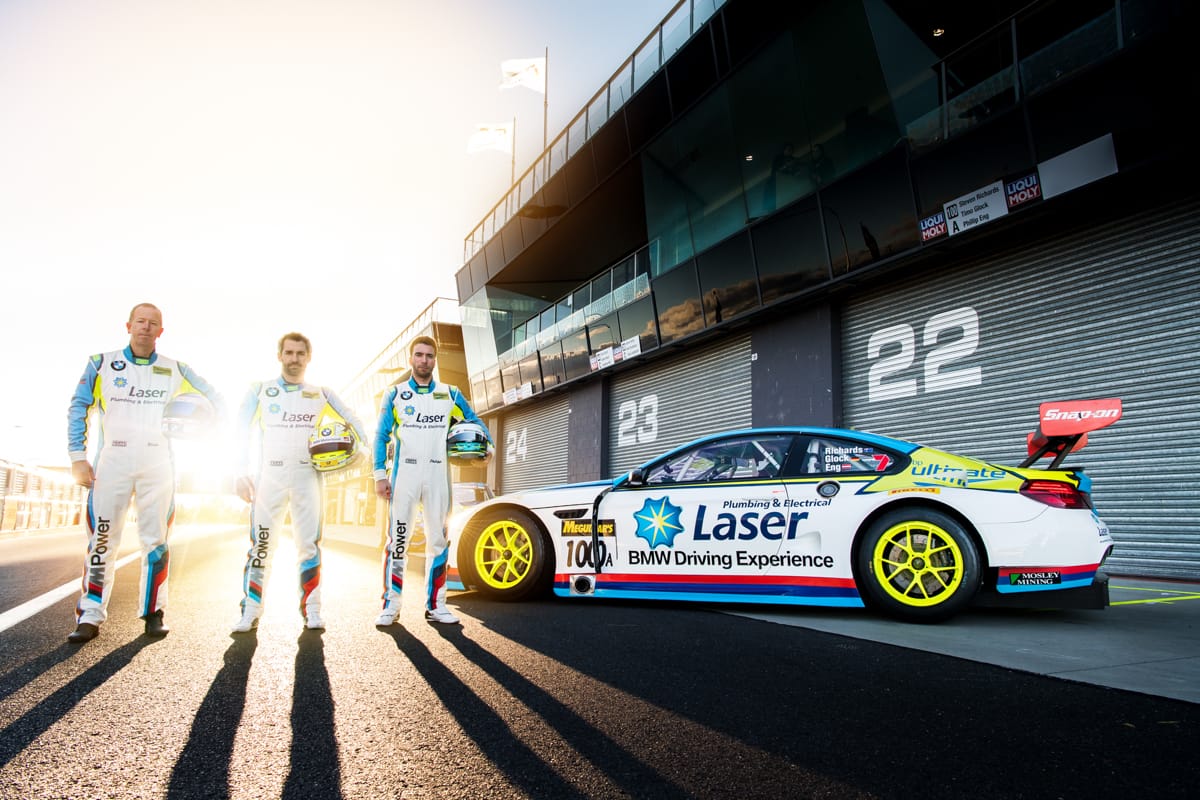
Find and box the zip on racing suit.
[236,378,367,622]
[67,346,223,625]
[373,377,491,615]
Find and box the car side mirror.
[620,468,647,488]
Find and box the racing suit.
[67,347,223,625]
[373,378,491,615]
[237,378,366,622]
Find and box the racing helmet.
[161,392,216,439]
[446,421,490,464]
[308,422,359,472]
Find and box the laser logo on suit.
[402,405,446,426]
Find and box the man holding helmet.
[373,335,493,625]
[65,302,224,643]
[231,332,367,634]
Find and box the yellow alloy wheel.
[871,519,966,607]
[473,518,536,591]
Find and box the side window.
[747,436,792,479]
[644,435,795,484]
[645,451,693,484]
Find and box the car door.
[599,434,798,583]
[781,433,903,584]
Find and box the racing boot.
[374,607,399,627]
[424,607,460,625]
[231,610,260,634]
[67,622,99,643]
[143,610,169,637]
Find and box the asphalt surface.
[320,524,1200,706]
[734,575,1200,705]
[0,524,1196,799]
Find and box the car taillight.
[1020,479,1093,509]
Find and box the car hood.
[468,479,611,513]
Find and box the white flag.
[499,57,546,93]
[467,122,512,154]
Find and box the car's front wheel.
[458,510,551,601]
[856,508,980,622]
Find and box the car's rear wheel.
[856,508,980,622]
[458,510,551,601]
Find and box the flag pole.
[543,45,549,153]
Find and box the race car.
[448,399,1121,622]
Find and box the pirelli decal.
[561,519,615,537]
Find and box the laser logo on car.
[634,497,684,549]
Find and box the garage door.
[498,393,570,493]
[841,197,1200,579]
[606,334,753,476]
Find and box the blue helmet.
[161,393,216,439]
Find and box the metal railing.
[462,0,725,264]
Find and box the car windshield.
[644,435,793,484]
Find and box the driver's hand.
[71,460,95,489]
[236,476,255,504]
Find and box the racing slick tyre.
[458,510,551,601]
[856,507,981,623]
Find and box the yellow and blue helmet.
[308,422,359,472]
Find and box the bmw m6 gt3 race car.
[447,399,1122,622]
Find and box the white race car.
[448,399,1121,622]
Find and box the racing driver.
[66,302,225,643]
[373,335,492,626]
[231,332,368,634]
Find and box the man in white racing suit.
[231,332,367,633]
[373,335,492,626]
[66,302,224,643]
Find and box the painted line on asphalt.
[0,525,240,635]
[1110,584,1200,606]
[0,551,140,634]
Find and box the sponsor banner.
[1005,172,1041,209]
[590,347,616,372]
[919,211,947,243]
[945,180,1009,237]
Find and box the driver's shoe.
[143,610,169,637]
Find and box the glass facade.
[457,0,1178,414]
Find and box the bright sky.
[0,0,677,467]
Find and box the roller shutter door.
[841,198,1200,579]
[606,334,753,477]
[498,394,570,493]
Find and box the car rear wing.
[1021,398,1122,468]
